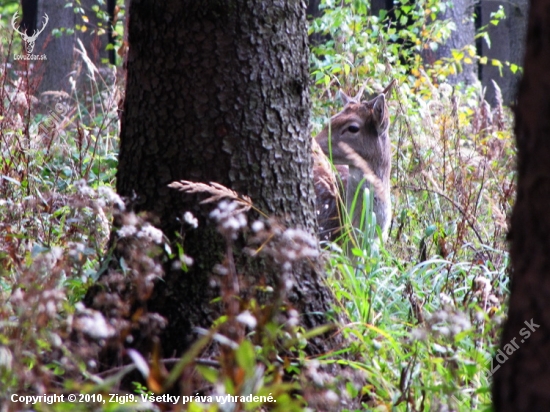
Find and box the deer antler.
[340,82,368,106]
[353,83,366,101]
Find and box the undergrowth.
[309,0,515,410]
[0,0,516,411]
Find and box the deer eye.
[347,125,360,133]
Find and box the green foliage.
[309,1,515,410]
[0,11,125,405]
[309,0,453,101]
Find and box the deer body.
[314,90,391,241]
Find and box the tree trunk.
[35,0,109,94]
[492,0,550,409]
[35,0,76,93]
[480,0,528,105]
[426,0,477,85]
[115,0,338,358]
[21,0,38,34]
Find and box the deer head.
[12,12,49,54]
[314,82,394,241]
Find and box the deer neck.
[346,166,368,226]
[345,164,390,237]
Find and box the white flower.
[432,343,448,354]
[324,390,339,404]
[439,293,454,307]
[183,211,198,228]
[475,311,486,322]
[46,300,57,317]
[118,225,137,238]
[210,201,247,239]
[182,255,194,266]
[287,309,300,327]
[222,214,247,234]
[76,179,95,197]
[213,264,229,275]
[75,310,115,339]
[475,276,492,297]
[439,83,453,98]
[236,311,257,329]
[437,326,450,336]
[137,223,164,244]
[98,186,125,210]
[411,327,427,341]
[251,220,264,232]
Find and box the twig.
[401,184,486,246]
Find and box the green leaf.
[425,224,437,237]
[344,63,350,76]
[196,365,219,384]
[303,324,334,340]
[236,340,256,372]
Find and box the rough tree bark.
[492,0,550,409]
[115,0,340,358]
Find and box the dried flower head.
[210,200,247,240]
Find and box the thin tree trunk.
[35,0,109,94]
[35,0,76,93]
[21,0,38,34]
[492,0,550,409]
[480,0,528,105]
[428,0,477,85]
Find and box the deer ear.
[339,90,353,106]
[369,94,387,128]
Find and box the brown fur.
[314,89,392,241]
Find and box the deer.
[313,82,394,243]
[12,12,49,54]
